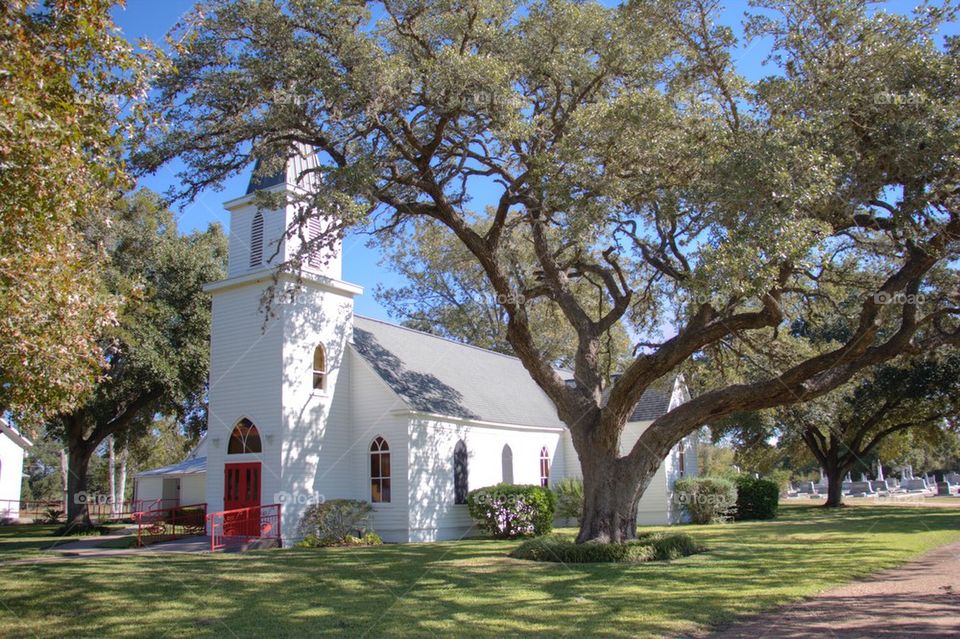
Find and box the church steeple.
[221,146,341,281]
[245,146,321,195]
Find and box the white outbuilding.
[0,418,32,520]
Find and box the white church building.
[136,153,697,544]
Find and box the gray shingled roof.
[136,456,207,477]
[246,157,286,194]
[628,387,671,422]
[351,316,673,428]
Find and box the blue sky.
[112,0,958,321]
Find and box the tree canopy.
[375,218,632,370]
[51,189,227,526]
[134,0,960,542]
[0,0,149,423]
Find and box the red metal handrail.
[133,503,207,547]
[206,504,281,552]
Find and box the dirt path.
[701,541,960,638]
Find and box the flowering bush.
[466,484,557,539]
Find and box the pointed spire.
[245,145,320,194]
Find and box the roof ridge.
[353,313,572,373]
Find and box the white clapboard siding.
[407,417,563,542]
[348,349,411,542]
[275,279,357,541]
[205,283,285,518]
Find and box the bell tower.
[203,147,362,542]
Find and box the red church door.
[223,462,261,537]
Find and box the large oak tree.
[51,190,226,528]
[135,0,960,542]
[712,353,960,507]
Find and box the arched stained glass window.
[370,437,391,503]
[454,440,468,504]
[501,444,513,484]
[312,344,326,390]
[228,419,262,454]
[539,446,550,487]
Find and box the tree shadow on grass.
[2,505,959,638]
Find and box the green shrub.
[674,477,737,524]
[553,478,584,523]
[510,532,703,564]
[362,531,383,545]
[734,476,780,520]
[295,499,373,545]
[296,530,383,548]
[467,484,557,539]
[641,532,704,560]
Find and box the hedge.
[510,532,704,563]
[734,475,780,520]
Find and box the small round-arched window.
[312,344,326,390]
[228,419,262,454]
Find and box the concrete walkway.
[49,534,211,558]
[701,541,960,638]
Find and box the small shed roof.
[136,456,207,478]
[0,418,32,450]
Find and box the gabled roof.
[136,456,207,478]
[628,386,672,422]
[0,418,32,450]
[351,316,677,428]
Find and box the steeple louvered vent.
[250,212,264,268]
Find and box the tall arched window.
[678,446,686,477]
[312,344,326,390]
[370,436,391,503]
[453,440,468,504]
[249,212,264,268]
[539,446,550,487]
[501,444,514,484]
[228,419,262,454]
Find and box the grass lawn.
[1,504,958,638]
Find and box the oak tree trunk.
[574,434,661,544]
[822,461,849,508]
[108,436,116,518]
[117,446,128,518]
[65,443,95,529]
